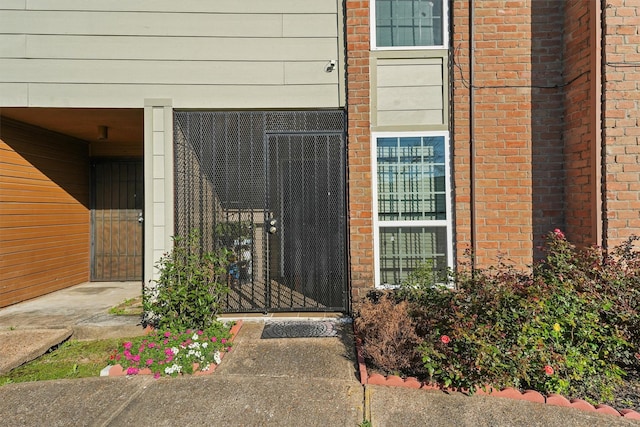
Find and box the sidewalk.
[1,283,639,426]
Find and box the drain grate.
[260,321,338,339]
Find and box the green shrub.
[412,231,635,402]
[143,229,230,331]
[358,230,640,404]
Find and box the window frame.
[370,0,449,51]
[371,131,453,288]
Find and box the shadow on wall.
[530,0,566,260]
[0,117,90,208]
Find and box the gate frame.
[173,110,350,313]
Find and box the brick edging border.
[102,320,244,377]
[354,335,640,420]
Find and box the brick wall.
[563,0,599,247]
[452,0,565,267]
[602,0,640,248]
[345,0,374,300]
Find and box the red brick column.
[345,0,374,301]
[602,0,640,247]
[563,0,600,247]
[452,0,565,267]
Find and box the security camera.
[325,60,337,72]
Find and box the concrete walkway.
[0,283,639,426]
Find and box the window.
[372,0,446,49]
[373,132,452,287]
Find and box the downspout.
[592,0,604,249]
[469,0,477,271]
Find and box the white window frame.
[371,131,453,288]
[370,0,449,51]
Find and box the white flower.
[192,333,199,341]
[164,364,182,375]
[171,347,180,356]
[187,349,202,359]
[213,351,222,365]
[201,363,210,371]
[202,342,208,349]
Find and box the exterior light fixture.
[97,125,109,140]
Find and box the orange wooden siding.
[0,119,90,307]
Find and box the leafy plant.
[413,231,633,400]
[356,230,640,405]
[143,229,230,331]
[214,220,252,249]
[110,325,232,377]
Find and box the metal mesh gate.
[174,111,348,312]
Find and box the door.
[266,134,346,309]
[174,110,347,312]
[91,160,144,281]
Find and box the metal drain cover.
[260,321,338,339]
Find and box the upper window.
[372,0,446,49]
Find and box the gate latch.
[267,219,277,234]
[138,212,144,224]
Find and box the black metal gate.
[174,111,348,312]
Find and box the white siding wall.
[0,0,343,108]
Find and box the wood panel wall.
[0,118,90,307]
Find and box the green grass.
[108,296,143,316]
[0,337,135,386]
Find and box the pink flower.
[221,338,227,344]
[553,228,565,239]
[440,335,451,344]
[197,330,203,335]
[123,341,132,350]
[163,339,169,345]
[164,348,174,356]
[132,355,141,363]
[211,337,217,343]
[126,367,139,375]
[153,373,161,379]
[544,365,554,375]
[164,331,171,338]
[146,359,154,366]
[148,342,156,349]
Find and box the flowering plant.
[110,322,233,377]
[357,230,640,404]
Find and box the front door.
[174,111,348,312]
[91,160,144,281]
